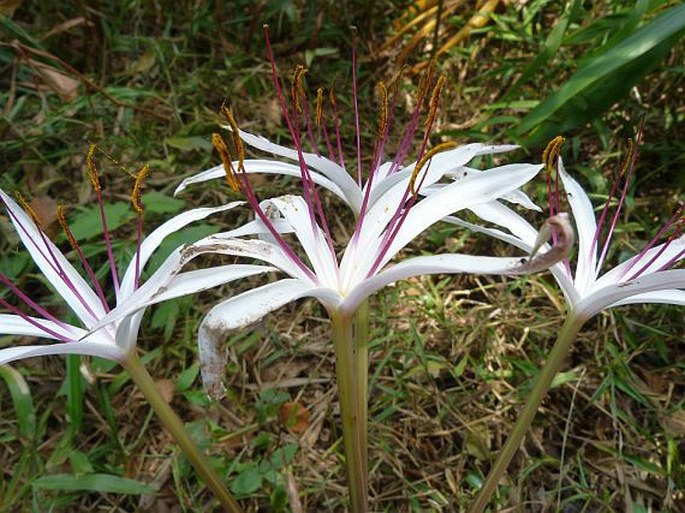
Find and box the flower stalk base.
[331,308,369,513]
[469,314,585,512]
[124,353,243,513]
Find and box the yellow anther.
[408,142,458,197]
[212,133,240,192]
[542,136,565,173]
[619,138,634,178]
[377,82,388,137]
[329,86,337,109]
[57,205,79,250]
[220,104,245,174]
[291,65,308,114]
[316,88,324,127]
[417,59,435,99]
[14,192,41,227]
[86,144,102,193]
[131,164,150,214]
[424,75,446,128]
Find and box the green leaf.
[32,473,156,494]
[146,224,219,271]
[176,363,200,393]
[67,202,134,241]
[505,0,581,98]
[165,136,213,152]
[140,191,185,214]
[515,3,685,144]
[0,365,36,440]
[231,466,263,495]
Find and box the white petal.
[339,253,530,315]
[88,241,279,334]
[574,269,685,320]
[376,163,543,270]
[148,264,275,304]
[0,314,122,364]
[444,208,580,306]
[238,130,362,212]
[192,235,310,282]
[174,159,347,203]
[1,189,106,325]
[557,160,597,294]
[119,202,244,299]
[609,289,685,308]
[0,342,125,365]
[262,196,338,287]
[594,235,685,291]
[198,279,340,398]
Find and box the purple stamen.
[4,201,101,321]
[135,213,144,289]
[329,88,347,171]
[95,189,120,296]
[0,272,69,328]
[622,207,683,281]
[596,146,639,274]
[0,297,71,342]
[351,29,363,186]
[59,209,110,311]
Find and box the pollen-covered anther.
[291,65,308,114]
[417,59,436,99]
[86,144,102,193]
[220,105,245,173]
[408,141,458,197]
[315,88,324,128]
[131,164,150,214]
[542,135,565,173]
[619,138,634,178]
[376,81,388,138]
[57,205,80,251]
[424,75,446,129]
[212,133,240,192]
[668,204,685,241]
[14,192,42,228]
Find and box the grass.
[1,0,684,511]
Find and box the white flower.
[446,150,685,322]
[0,187,273,366]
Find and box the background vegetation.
[1,0,683,511]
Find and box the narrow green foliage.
[515,2,685,143]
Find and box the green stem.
[124,353,243,513]
[331,309,369,513]
[468,314,585,513]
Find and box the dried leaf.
[279,401,311,434]
[29,59,80,101]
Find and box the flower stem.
[331,309,369,513]
[468,314,585,513]
[124,353,243,513]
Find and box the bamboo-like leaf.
[515,3,685,144]
[0,364,36,440]
[505,0,581,98]
[32,473,156,494]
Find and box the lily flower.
[0,173,271,367]
[0,154,273,513]
[176,110,572,513]
[449,136,685,322]
[165,30,574,513]
[467,135,684,513]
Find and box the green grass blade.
[0,364,36,440]
[32,473,157,494]
[65,355,84,433]
[514,3,685,144]
[505,0,581,98]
